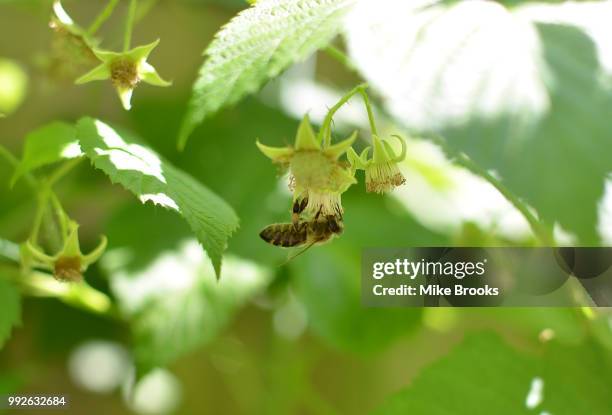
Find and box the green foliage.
[372,332,612,415]
[0,279,21,349]
[11,122,80,186]
[178,0,356,149]
[76,117,239,275]
[345,0,612,243]
[101,223,271,371]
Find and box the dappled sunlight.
[518,1,612,77]
[104,239,271,316]
[68,340,131,394]
[93,120,167,184]
[124,369,181,415]
[526,377,544,409]
[345,0,549,133]
[394,138,532,241]
[60,141,83,158]
[139,193,179,211]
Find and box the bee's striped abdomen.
[259,223,307,247]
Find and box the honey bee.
[259,215,344,248]
[260,196,343,261]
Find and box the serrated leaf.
[372,333,612,415]
[11,121,81,186]
[0,279,21,350]
[76,117,239,275]
[102,238,271,372]
[178,0,356,149]
[345,0,612,244]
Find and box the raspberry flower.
[257,115,357,219]
[348,134,407,193]
[76,39,171,110]
[24,221,107,282]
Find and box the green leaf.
[372,333,612,415]
[102,237,271,371]
[76,117,239,275]
[11,121,81,186]
[0,278,21,350]
[178,0,356,149]
[345,0,612,244]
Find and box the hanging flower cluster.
[257,85,407,250]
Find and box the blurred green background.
[1,1,612,414]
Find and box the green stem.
[0,264,120,320]
[359,88,378,136]
[47,157,82,187]
[319,83,368,146]
[49,193,69,241]
[124,0,138,52]
[87,0,120,35]
[29,189,50,244]
[431,135,554,245]
[0,144,38,190]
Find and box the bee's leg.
[314,205,323,221]
[291,196,309,227]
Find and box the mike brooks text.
[373,284,499,296]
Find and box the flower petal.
[115,86,134,110]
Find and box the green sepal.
[75,62,110,84]
[255,140,294,162]
[325,131,357,159]
[294,115,320,150]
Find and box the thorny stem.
[319,83,368,147]
[124,0,138,52]
[87,0,120,35]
